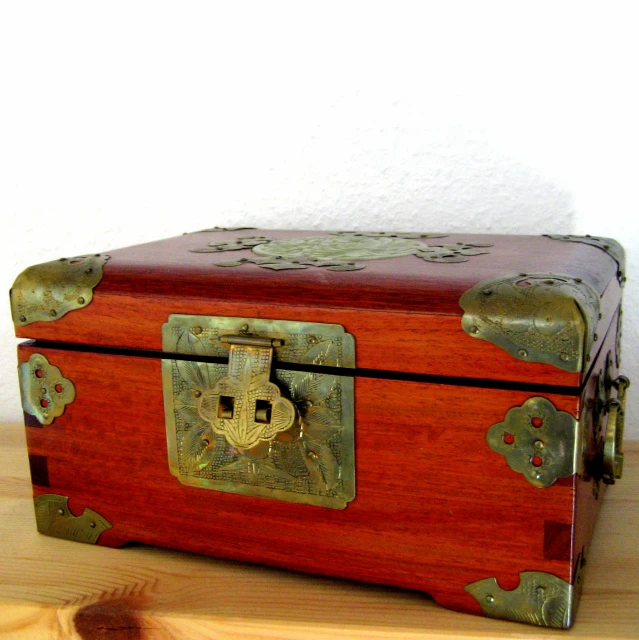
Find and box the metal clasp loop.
[602,375,630,484]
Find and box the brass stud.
[192,325,203,335]
[57,508,65,516]
[240,324,249,332]
[534,440,545,449]
[49,309,57,317]
[560,352,570,361]
[193,389,202,398]
[469,325,479,335]
[19,315,26,322]
[77,297,85,305]
[594,333,599,342]
[485,595,495,603]
[536,586,546,596]
[202,439,210,448]
[307,451,318,461]
[518,349,528,358]
[89,521,96,528]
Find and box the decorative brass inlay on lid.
[34,494,112,544]
[487,397,578,488]
[189,233,493,271]
[19,353,76,426]
[460,273,600,373]
[544,234,626,284]
[465,571,575,628]
[162,316,355,509]
[11,253,110,326]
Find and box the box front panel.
[18,341,585,624]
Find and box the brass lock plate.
[162,316,355,509]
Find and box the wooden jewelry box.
[11,229,629,628]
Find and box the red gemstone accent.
[40,399,49,408]
[35,369,44,378]
[54,384,63,393]
[531,417,543,428]
[503,433,515,445]
[531,455,543,467]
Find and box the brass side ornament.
[487,397,577,488]
[162,316,355,509]
[34,494,112,544]
[11,254,110,326]
[460,273,600,373]
[189,233,493,271]
[19,354,76,425]
[465,571,575,628]
[544,234,626,284]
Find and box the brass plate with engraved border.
[162,316,355,509]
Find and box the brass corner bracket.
[34,494,111,544]
[11,253,110,326]
[19,353,76,425]
[486,397,577,487]
[544,234,625,284]
[460,273,600,373]
[465,571,575,628]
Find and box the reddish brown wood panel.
[572,311,621,579]
[19,343,583,618]
[14,231,621,387]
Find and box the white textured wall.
[1,2,638,435]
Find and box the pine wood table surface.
[1,421,637,640]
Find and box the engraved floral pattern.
[189,232,493,271]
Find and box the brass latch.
[162,315,356,509]
[201,334,297,450]
[602,375,630,484]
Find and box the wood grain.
[1,421,637,639]
[14,231,621,386]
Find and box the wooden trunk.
[11,230,628,629]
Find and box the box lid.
[11,229,623,388]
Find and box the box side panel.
[572,306,624,595]
[18,343,581,621]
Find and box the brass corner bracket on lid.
[460,273,600,373]
[11,253,110,326]
[544,235,626,284]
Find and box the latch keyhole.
[255,400,273,424]
[218,396,235,419]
